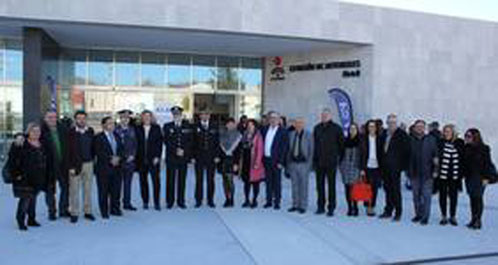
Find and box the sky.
[341,0,498,22]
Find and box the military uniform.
[193,120,220,207]
[163,111,193,209]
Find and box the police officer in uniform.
[193,108,220,208]
[163,106,193,209]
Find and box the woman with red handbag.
[359,120,384,217]
[339,123,361,216]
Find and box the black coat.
[312,121,344,169]
[380,128,411,172]
[67,126,95,175]
[41,122,70,185]
[163,120,194,164]
[463,143,492,197]
[359,134,384,170]
[193,121,220,162]
[13,142,48,198]
[136,124,163,170]
[93,132,125,177]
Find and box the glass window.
[239,95,261,119]
[88,50,113,86]
[192,55,215,91]
[240,57,262,92]
[168,54,191,89]
[217,56,239,91]
[5,40,23,83]
[141,52,166,87]
[115,51,139,86]
[60,50,87,87]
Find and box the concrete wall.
[0,0,344,41]
[264,3,498,159]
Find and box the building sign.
[270,58,361,81]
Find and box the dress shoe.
[102,214,110,219]
[315,209,325,215]
[392,215,401,222]
[70,216,78,223]
[274,204,280,210]
[178,204,187,209]
[420,219,429,225]
[449,217,458,226]
[223,200,231,208]
[298,209,306,214]
[208,202,216,208]
[18,223,28,231]
[195,202,202,208]
[124,205,137,211]
[27,219,41,227]
[154,205,161,211]
[412,216,422,223]
[166,204,173,209]
[288,207,298,212]
[59,212,70,218]
[326,211,334,217]
[110,211,123,217]
[466,218,476,228]
[84,214,96,221]
[250,201,258,208]
[470,220,482,230]
[48,213,57,221]
[263,203,273,209]
[440,217,448,226]
[143,204,149,210]
[379,212,392,219]
[242,200,250,208]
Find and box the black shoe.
[466,218,476,228]
[263,203,273,209]
[84,214,96,221]
[195,202,202,208]
[27,219,41,227]
[347,209,353,216]
[59,212,70,218]
[102,214,110,219]
[124,205,137,211]
[440,217,448,226]
[471,219,482,230]
[242,200,250,208]
[250,201,258,208]
[412,216,422,223]
[229,199,235,207]
[298,209,306,214]
[274,204,280,210]
[420,219,429,225]
[110,211,123,217]
[223,200,231,208]
[379,212,392,219]
[393,216,401,222]
[154,205,161,211]
[208,202,216,208]
[449,217,458,226]
[288,207,298,212]
[70,216,78,223]
[327,211,334,217]
[49,213,57,221]
[18,223,28,231]
[352,210,359,217]
[166,204,173,209]
[178,204,187,209]
[315,209,325,215]
[143,204,149,210]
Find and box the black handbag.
[485,162,498,184]
[2,162,12,184]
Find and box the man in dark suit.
[41,110,70,220]
[136,110,163,210]
[163,106,193,209]
[115,109,138,211]
[379,114,411,221]
[312,108,344,217]
[261,111,288,210]
[193,108,220,208]
[94,116,124,219]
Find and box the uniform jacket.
[163,120,194,164]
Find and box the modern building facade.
[0,0,497,159]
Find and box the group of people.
[3,106,494,232]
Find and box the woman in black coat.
[462,128,492,230]
[10,123,48,231]
[436,124,464,226]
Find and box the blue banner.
[328,88,354,136]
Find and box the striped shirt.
[439,142,460,180]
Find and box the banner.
[328,88,354,136]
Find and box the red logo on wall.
[270,56,285,81]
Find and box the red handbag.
[351,178,373,203]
